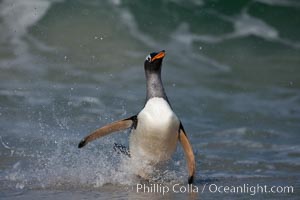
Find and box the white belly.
[129,97,180,164]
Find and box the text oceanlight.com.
[136,183,294,196]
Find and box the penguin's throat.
[146,73,167,99]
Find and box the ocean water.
[0,0,299,199]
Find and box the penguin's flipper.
[78,116,137,148]
[178,123,196,184]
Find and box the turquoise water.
[0,0,299,199]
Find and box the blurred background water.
[0,0,299,199]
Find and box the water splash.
[1,110,187,190]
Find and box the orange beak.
[151,50,165,62]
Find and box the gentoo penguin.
[78,50,196,184]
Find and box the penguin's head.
[144,50,165,72]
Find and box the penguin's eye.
[145,55,151,62]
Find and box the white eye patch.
[145,54,151,62]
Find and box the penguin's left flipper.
[78,116,137,148]
[178,123,196,184]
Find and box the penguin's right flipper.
[78,116,137,148]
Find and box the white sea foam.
[233,13,278,39]
[187,11,279,43]
[205,6,300,49]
